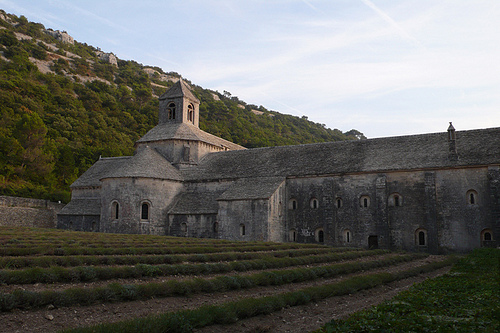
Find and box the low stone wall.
[0,196,66,228]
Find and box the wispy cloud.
[360,0,422,47]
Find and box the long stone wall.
[0,196,65,228]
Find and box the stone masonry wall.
[0,196,65,228]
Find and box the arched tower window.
[167,102,176,120]
[415,228,427,246]
[310,198,319,209]
[240,224,246,236]
[289,199,298,210]
[111,201,119,220]
[141,202,150,221]
[188,103,194,123]
[289,228,297,242]
[467,190,478,205]
[213,222,219,233]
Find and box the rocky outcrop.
[143,68,179,83]
[44,29,74,44]
[96,50,118,67]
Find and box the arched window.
[111,201,119,220]
[188,103,194,123]
[335,197,343,209]
[415,228,427,246]
[360,195,370,208]
[389,193,403,207]
[315,228,324,243]
[289,228,297,242]
[343,229,351,243]
[240,224,246,236]
[310,198,319,209]
[467,190,478,205]
[213,222,219,233]
[289,199,298,210]
[141,202,150,221]
[167,102,176,120]
[180,222,188,236]
[481,229,493,247]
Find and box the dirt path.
[196,266,451,333]
[0,256,449,333]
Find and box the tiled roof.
[218,177,285,201]
[71,156,131,188]
[58,198,101,215]
[102,146,183,181]
[136,122,245,151]
[169,189,225,214]
[159,79,199,103]
[186,127,500,181]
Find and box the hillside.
[0,11,365,202]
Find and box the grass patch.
[317,248,500,332]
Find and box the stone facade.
[58,80,500,253]
[0,196,65,228]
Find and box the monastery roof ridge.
[185,126,500,181]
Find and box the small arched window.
[315,228,324,243]
[213,222,219,233]
[289,199,298,210]
[343,229,351,243]
[141,202,150,221]
[481,229,493,246]
[335,197,343,209]
[389,193,403,207]
[167,102,176,120]
[111,201,119,220]
[180,222,188,236]
[415,228,427,246]
[360,195,370,208]
[240,224,246,236]
[467,190,478,205]
[310,198,319,209]
[188,104,194,123]
[289,228,297,242]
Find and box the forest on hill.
[0,11,365,202]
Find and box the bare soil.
[0,255,450,333]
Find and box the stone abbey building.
[58,80,500,253]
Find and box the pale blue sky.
[1,0,500,138]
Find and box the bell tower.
[158,79,200,127]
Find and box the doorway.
[368,235,378,249]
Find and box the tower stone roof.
[159,79,200,103]
[101,146,183,181]
[185,127,500,181]
[136,122,244,151]
[71,156,131,188]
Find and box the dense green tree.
[0,10,363,202]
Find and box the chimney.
[447,122,457,161]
